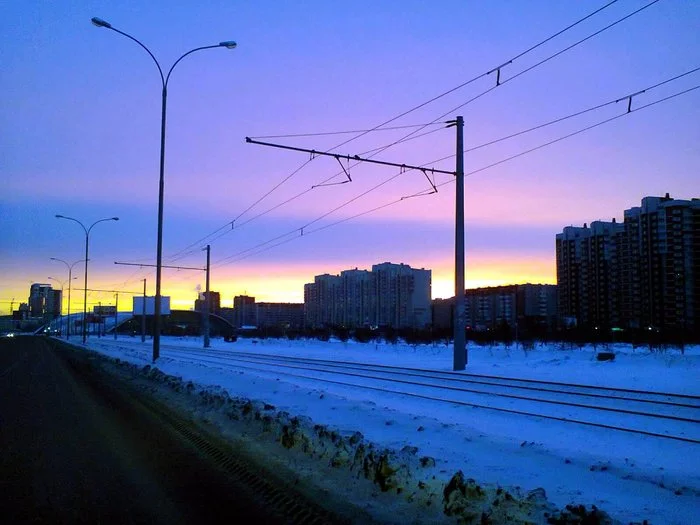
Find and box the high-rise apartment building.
[556,194,699,335]
[433,284,557,332]
[308,274,343,327]
[372,262,431,329]
[28,283,61,319]
[194,291,221,316]
[556,220,623,328]
[304,262,431,329]
[341,269,376,328]
[232,295,256,328]
[257,302,304,329]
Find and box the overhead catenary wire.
[347,0,664,173]
[247,122,446,140]
[214,68,697,265]
[166,0,625,261]
[213,82,699,266]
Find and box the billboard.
[132,296,171,316]
[93,305,117,316]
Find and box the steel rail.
[133,345,700,445]
[155,345,700,408]
[129,343,699,429]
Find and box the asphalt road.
[0,336,339,524]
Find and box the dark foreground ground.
[0,336,344,524]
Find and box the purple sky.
[1,1,699,312]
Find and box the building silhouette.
[232,295,256,328]
[224,295,304,329]
[304,262,431,329]
[556,220,623,328]
[556,194,699,335]
[28,283,61,319]
[194,291,221,316]
[256,302,304,329]
[432,284,557,333]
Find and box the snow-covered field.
[82,336,699,524]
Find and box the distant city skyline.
[2,1,698,313]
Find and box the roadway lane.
[0,336,342,524]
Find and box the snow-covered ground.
[81,335,699,524]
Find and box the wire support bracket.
[487,60,513,86]
[245,137,456,176]
[114,261,205,272]
[616,89,646,113]
[312,155,353,188]
[400,168,438,201]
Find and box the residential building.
[233,295,256,328]
[556,194,699,335]
[304,262,432,330]
[194,291,221,316]
[28,283,61,319]
[341,268,376,327]
[305,274,343,328]
[303,283,318,329]
[372,262,431,329]
[433,284,557,333]
[556,220,622,328]
[257,302,304,329]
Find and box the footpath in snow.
[83,336,699,524]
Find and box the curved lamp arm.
[55,214,87,236]
[87,217,119,236]
[91,17,236,89]
[92,17,165,86]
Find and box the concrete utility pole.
[246,119,466,369]
[452,116,466,370]
[203,244,211,348]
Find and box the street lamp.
[55,215,119,344]
[50,257,86,339]
[47,276,65,334]
[48,276,77,336]
[91,17,236,362]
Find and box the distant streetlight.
[91,16,236,362]
[48,276,77,336]
[55,215,119,344]
[50,257,86,339]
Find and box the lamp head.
[55,214,64,219]
[91,17,112,29]
[112,217,119,221]
[219,41,237,49]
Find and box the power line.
[247,122,446,139]
[166,0,624,260]
[227,0,660,240]
[215,83,699,265]
[359,0,664,164]
[413,66,700,168]
[214,66,696,266]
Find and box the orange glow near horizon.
[161,252,556,308]
[0,253,556,315]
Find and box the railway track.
[93,340,700,444]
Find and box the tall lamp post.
[50,257,85,339]
[55,215,119,344]
[91,16,236,362]
[47,276,66,335]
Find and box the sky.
[1,0,699,313]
